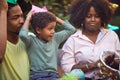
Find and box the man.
[0,0,29,80]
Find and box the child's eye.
[48,28,53,30]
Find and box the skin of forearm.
[21,10,32,30]
[0,10,7,63]
[21,19,30,29]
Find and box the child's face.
[37,21,56,42]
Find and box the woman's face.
[84,6,101,32]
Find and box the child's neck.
[37,36,48,43]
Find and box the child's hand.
[26,10,35,21]
[22,10,35,29]
[0,0,8,12]
[47,11,56,17]
[56,17,64,25]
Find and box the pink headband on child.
[32,5,48,13]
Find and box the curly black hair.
[69,0,113,28]
[31,12,56,33]
[7,3,18,16]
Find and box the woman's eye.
[86,15,99,18]
[86,15,91,18]
[95,15,100,18]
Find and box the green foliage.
[25,0,72,19]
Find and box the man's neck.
[7,33,19,44]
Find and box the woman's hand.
[72,60,100,73]
[88,60,101,70]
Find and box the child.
[19,9,76,80]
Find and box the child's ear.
[36,27,41,34]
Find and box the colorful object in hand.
[7,0,17,4]
[70,69,85,80]
[32,5,48,13]
[98,51,120,80]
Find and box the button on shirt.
[61,28,120,79]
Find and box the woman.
[61,0,120,79]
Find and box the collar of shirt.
[72,28,108,43]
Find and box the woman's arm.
[61,37,76,73]
[61,37,99,73]
[72,61,99,73]
[0,0,8,63]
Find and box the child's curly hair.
[31,12,56,33]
